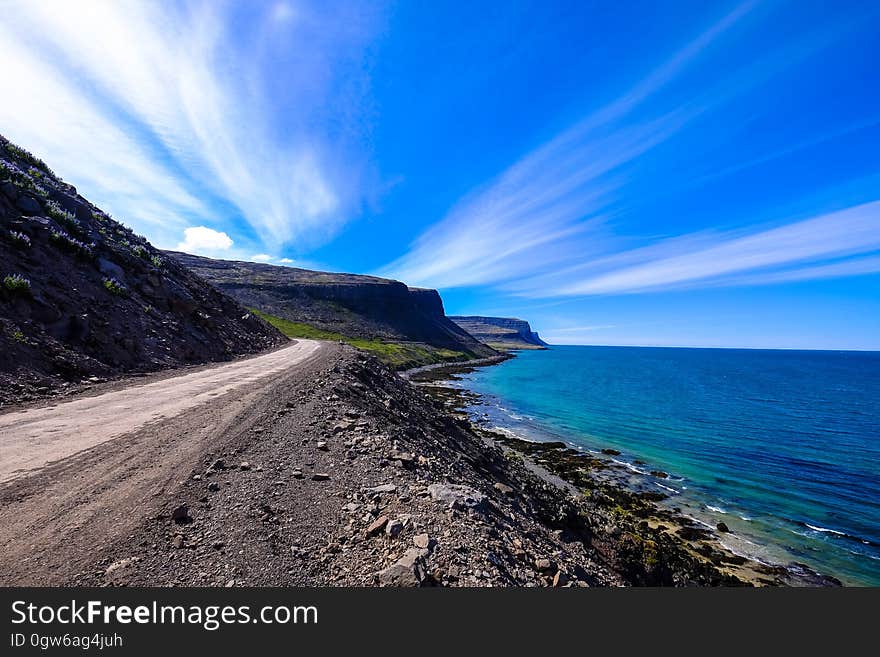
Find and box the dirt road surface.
[0,340,321,484]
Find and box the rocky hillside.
[450,316,548,350]
[166,252,499,369]
[0,135,286,407]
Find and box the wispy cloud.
[546,201,880,295]
[378,2,757,288]
[378,2,880,298]
[0,0,379,250]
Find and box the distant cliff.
[167,252,499,369]
[449,316,549,350]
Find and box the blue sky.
[1,0,879,349]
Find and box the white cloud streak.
[378,2,757,288]
[551,201,880,295]
[0,0,374,249]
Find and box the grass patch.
[102,277,127,296]
[250,308,469,369]
[3,274,31,295]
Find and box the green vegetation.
[102,277,127,296]
[45,200,82,234]
[150,254,163,269]
[49,230,93,257]
[11,329,26,343]
[250,308,469,369]
[3,274,31,295]
[4,142,54,177]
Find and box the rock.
[171,535,185,549]
[535,558,555,573]
[238,462,251,471]
[493,482,514,495]
[292,470,304,479]
[311,472,331,481]
[97,258,126,282]
[364,483,397,495]
[367,516,389,536]
[332,420,353,434]
[389,450,415,466]
[171,504,191,524]
[207,482,221,492]
[376,548,429,587]
[601,448,621,456]
[650,470,669,479]
[15,195,41,214]
[552,571,568,587]
[316,441,329,451]
[386,519,404,538]
[208,459,226,471]
[413,533,431,549]
[427,483,487,512]
[716,522,730,533]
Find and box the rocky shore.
[413,363,843,587]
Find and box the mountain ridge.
[165,251,499,370]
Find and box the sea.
[448,345,880,586]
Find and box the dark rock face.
[0,135,286,406]
[449,316,549,350]
[166,252,498,362]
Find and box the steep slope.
[166,252,499,369]
[450,316,549,350]
[0,136,286,406]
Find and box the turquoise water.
[454,346,880,585]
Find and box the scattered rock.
[535,558,555,573]
[292,470,304,479]
[493,482,514,495]
[376,548,429,587]
[364,483,397,495]
[716,522,730,533]
[552,571,568,587]
[171,504,191,524]
[311,472,331,481]
[239,462,251,471]
[386,519,404,538]
[427,483,486,512]
[207,482,221,492]
[316,441,329,451]
[413,533,431,549]
[367,516,389,536]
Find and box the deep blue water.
[453,346,880,585]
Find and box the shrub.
[150,254,163,269]
[132,244,148,260]
[4,142,54,177]
[8,231,31,248]
[3,274,31,294]
[49,230,93,257]
[45,200,81,233]
[103,277,127,295]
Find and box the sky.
[1,0,879,349]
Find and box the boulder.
[376,548,429,587]
[15,195,41,214]
[427,483,487,512]
[386,519,404,538]
[366,516,389,536]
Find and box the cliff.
[449,316,549,350]
[166,252,499,369]
[0,135,286,406]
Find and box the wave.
[706,505,727,514]
[799,522,880,548]
[656,482,680,494]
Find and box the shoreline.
[412,358,844,587]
